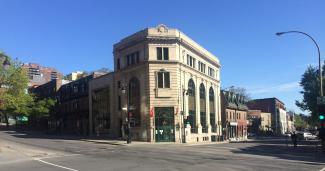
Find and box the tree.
[294,114,309,131]
[0,52,33,126]
[30,98,56,118]
[1,52,57,129]
[228,86,251,101]
[295,65,323,125]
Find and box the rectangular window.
[201,64,205,73]
[157,47,162,60]
[193,58,196,68]
[131,53,135,65]
[118,96,121,111]
[198,61,201,71]
[164,72,170,88]
[117,81,121,88]
[157,72,164,88]
[198,62,206,73]
[117,58,120,70]
[127,55,130,66]
[187,55,190,65]
[187,55,196,68]
[136,51,139,63]
[163,48,169,60]
[208,67,215,78]
[73,85,78,93]
[157,72,170,88]
[125,51,140,67]
[157,47,169,60]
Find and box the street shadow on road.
[0,126,113,141]
[231,139,325,165]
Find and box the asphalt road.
[0,129,324,171]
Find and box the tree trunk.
[4,112,9,127]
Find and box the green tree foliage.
[294,114,309,131]
[0,53,33,126]
[1,52,55,127]
[30,98,56,118]
[295,65,322,124]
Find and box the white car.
[284,132,291,137]
[303,132,317,140]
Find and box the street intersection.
[0,130,324,171]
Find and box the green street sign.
[21,116,28,122]
[17,116,28,122]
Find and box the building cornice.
[114,36,221,68]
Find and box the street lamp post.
[276,31,325,151]
[182,88,189,143]
[276,31,322,96]
[121,84,131,144]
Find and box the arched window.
[129,77,140,126]
[187,79,196,133]
[200,83,207,133]
[209,87,216,132]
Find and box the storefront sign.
[230,122,238,126]
[150,107,154,118]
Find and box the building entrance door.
[155,107,175,142]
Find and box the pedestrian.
[291,131,298,148]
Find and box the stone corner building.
[89,24,222,143]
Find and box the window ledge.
[156,88,172,97]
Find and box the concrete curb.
[81,139,230,146]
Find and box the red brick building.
[247,98,286,135]
[221,91,248,140]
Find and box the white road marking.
[36,154,81,160]
[34,159,79,171]
[320,167,325,171]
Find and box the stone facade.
[261,112,272,131]
[286,111,295,133]
[89,24,222,143]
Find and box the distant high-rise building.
[66,71,85,81]
[22,63,63,87]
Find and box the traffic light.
[317,104,325,140]
[320,115,325,120]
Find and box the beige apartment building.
[247,110,271,135]
[89,24,221,143]
[261,112,272,131]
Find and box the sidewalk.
[81,138,230,146]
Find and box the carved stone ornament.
[157,24,168,33]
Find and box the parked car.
[301,132,317,140]
[284,132,291,137]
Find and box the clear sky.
[1,0,324,114]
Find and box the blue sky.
[1,0,324,114]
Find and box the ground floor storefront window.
[155,107,175,142]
